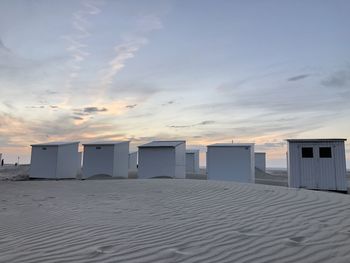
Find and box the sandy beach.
[1,179,350,263]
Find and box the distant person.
[15,163,18,166]
[1,159,3,166]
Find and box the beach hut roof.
[286,138,347,143]
[31,141,79,147]
[139,141,185,148]
[207,143,254,147]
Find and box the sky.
[0,0,350,167]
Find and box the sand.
[1,179,350,263]
[0,165,30,181]
[255,168,288,187]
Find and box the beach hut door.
[316,144,336,190]
[299,145,317,189]
[186,153,195,173]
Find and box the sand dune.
[1,179,350,262]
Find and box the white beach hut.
[82,141,129,179]
[255,152,266,172]
[29,141,80,179]
[186,149,200,174]
[138,141,186,179]
[287,139,347,192]
[207,143,255,183]
[128,151,138,172]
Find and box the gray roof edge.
[286,138,347,142]
[31,141,80,147]
[207,143,255,147]
[138,140,186,148]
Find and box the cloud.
[217,69,288,93]
[81,132,127,142]
[0,38,11,53]
[29,116,107,141]
[168,125,190,128]
[73,106,108,116]
[2,101,14,109]
[0,112,34,147]
[0,39,68,99]
[162,100,175,106]
[260,142,286,148]
[0,111,128,148]
[126,104,137,109]
[168,120,216,129]
[0,37,32,68]
[64,0,103,89]
[83,107,107,113]
[136,14,163,31]
[25,105,59,110]
[99,38,148,89]
[184,73,349,140]
[45,89,59,95]
[98,15,163,96]
[209,67,350,116]
[287,74,310,82]
[26,105,45,109]
[321,69,350,88]
[198,120,215,125]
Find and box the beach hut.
[207,143,255,183]
[138,141,186,179]
[186,149,200,174]
[128,151,138,172]
[82,141,129,179]
[255,152,266,172]
[29,141,80,179]
[287,139,347,191]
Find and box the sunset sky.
[0,0,350,166]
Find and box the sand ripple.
[0,180,350,262]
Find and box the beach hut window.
[302,147,313,158]
[42,147,47,150]
[96,146,101,150]
[319,147,332,158]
